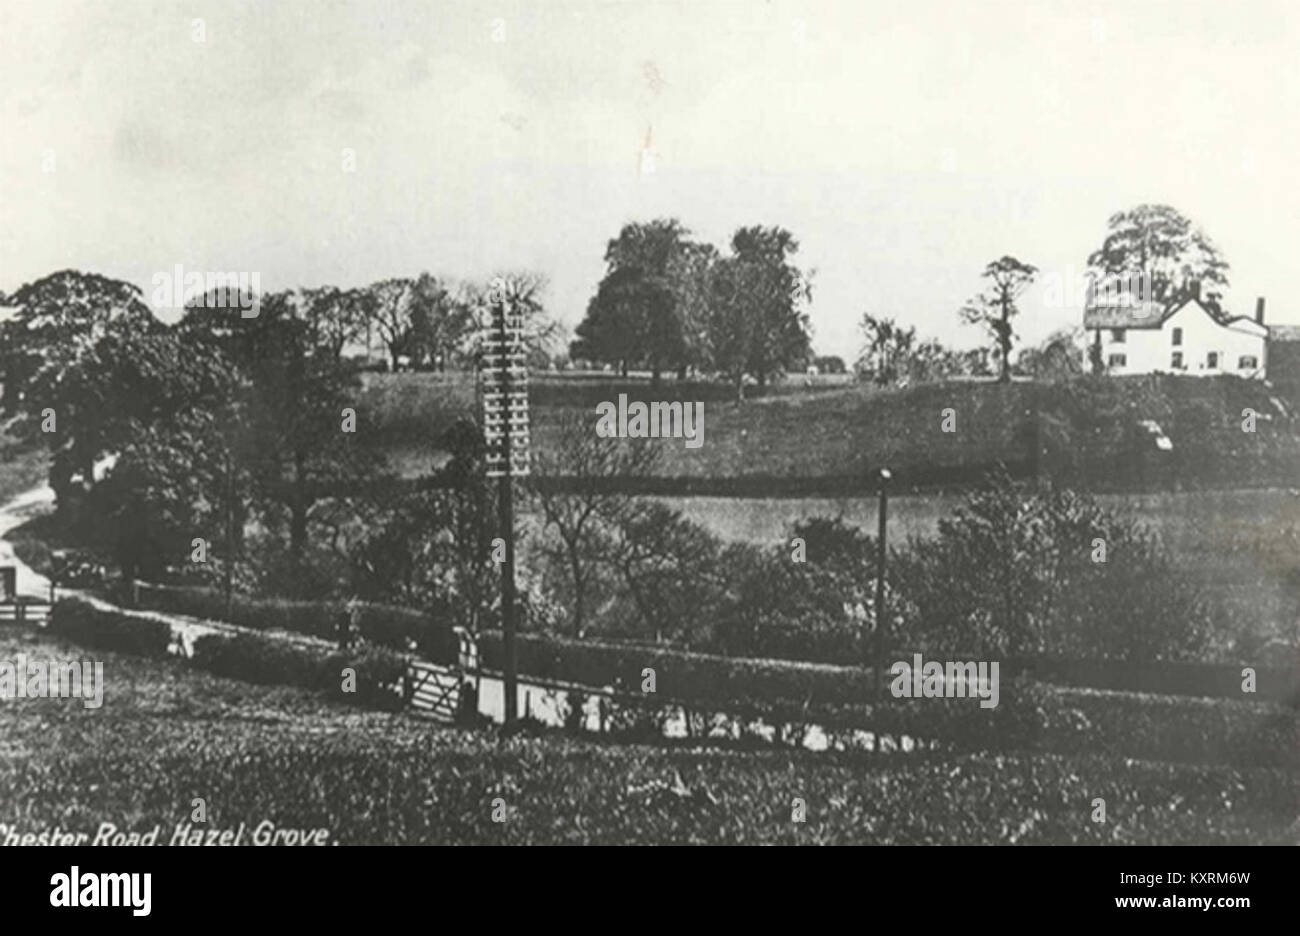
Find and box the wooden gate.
[403,627,479,723]
[404,660,463,722]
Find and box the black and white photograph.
[0,0,1294,907]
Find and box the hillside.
[359,372,1300,494]
[1,627,1292,845]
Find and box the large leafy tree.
[407,273,473,371]
[702,226,813,401]
[573,265,678,379]
[179,291,381,562]
[0,271,158,500]
[1086,204,1229,308]
[731,226,813,389]
[574,220,713,382]
[959,255,1038,384]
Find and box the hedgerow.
[47,599,172,659]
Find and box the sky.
[2,0,1298,357]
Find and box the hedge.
[480,632,1300,766]
[48,599,172,659]
[190,632,407,711]
[135,583,459,663]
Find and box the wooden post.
[874,468,891,669]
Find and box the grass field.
[0,626,1294,844]
[360,371,1300,493]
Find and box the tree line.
[571,220,814,399]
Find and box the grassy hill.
[359,372,1300,494]
[1,626,1292,844]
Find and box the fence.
[0,597,52,625]
[403,627,478,722]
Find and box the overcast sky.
[2,0,1298,356]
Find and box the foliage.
[351,417,499,637]
[189,632,405,710]
[893,472,1213,660]
[1086,204,1230,308]
[959,255,1038,384]
[48,599,172,658]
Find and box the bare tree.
[529,410,660,637]
[959,256,1038,384]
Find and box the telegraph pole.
[481,291,529,729]
[874,467,891,670]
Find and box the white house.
[1083,293,1268,379]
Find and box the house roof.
[1082,299,1168,330]
[1083,296,1254,332]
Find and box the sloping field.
[359,372,1300,492]
[0,628,1293,845]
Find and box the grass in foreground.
[0,628,1294,845]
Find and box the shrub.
[47,599,172,658]
[136,583,457,662]
[190,632,407,711]
[478,630,1299,765]
[322,646,406,711]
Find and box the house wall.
[1095,303,1267,378]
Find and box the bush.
[136,583,457,663]
[479,630,1299,765]
[47,599,172,658]
[190,632,406,711]
[892,474,1212,661]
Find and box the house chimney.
[1256,297,1265,324]
[1189,279,1201,301]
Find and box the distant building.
[1083,291,1268,379]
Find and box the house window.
[1171,327,1183,346]
[1206,352,1219,369]
[1239,355,1259,369]
[1107,353,1127,367]
[1111,328,1126,343]
[1171,352,1183,369]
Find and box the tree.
[959,256,1038,384]
[1087,204,1229,308]
[856,314,917,385]
[703,255,761,401]
[1016,329,1085,381]
[573,266,678,379]
[730,225,813,391]
[530,410,661,637]
[407,273,472,371]
[298,286,367,359]
[367,278,417,370]
[573,220,710,382]
[603,502,723,645]
[351,418,499,637]
[180,291,382,564]
[458,272,558,365]
[0,271,157,499]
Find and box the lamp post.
[874,467,891,668]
